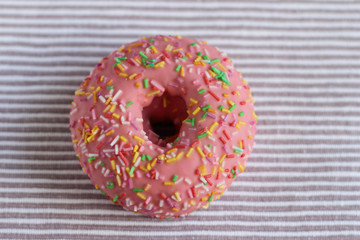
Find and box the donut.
[69,35,257,219]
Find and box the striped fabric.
[1,0,360,239]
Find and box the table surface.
[1,0,360,239]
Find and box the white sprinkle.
[69,108,78,115]
[100,115,109,124]
[113,90,123,100]
[99,95,106,103]
[150,80,165,92]
[110,135,120,147]
[184,178,192,185]
[97,134,105,142]
[159,200,164,208]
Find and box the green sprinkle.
[146,63,155,68]
[208,144,211,148]
[100,190,106,196]
[149,38,154,43]
[126,101,133,109]
[129,166,135,175]
[175,64,181,72]
[231,169,235,174]
[218,105,224,110]
[208,194,214,202]
[106,182,114,189]
[112,63,118,68]
[100,162,105,167]
[202,104,211,111]
[113,194,119,202]
[139,51,148,59]
[191,117,195,127]
[197,132,207,139]
[172,175,178,182]
[182,56,188,60]
[239,111,245,116]
[141,58,147,66]
[149,59,156,63]
[144,78,149,88]
[201,112,208,119]
[202,55,210,60]
[175,137,180,143]
[198,89,206,94]
[197,52,202,56]
[115,57,127,63]
[107,86,114,89]
[133,188,145,192]
[185,118,192,122]
[232,173,236,178]
[220,76,231,86]
[189,42,197,46]
[141,154,146,161]
[145,155,152,161]
[169,142,174,146]
[229,104,237,112]
[88,157,96,163]
[209,58,220,64]
[147,45,154,49]
[211,66,222,74]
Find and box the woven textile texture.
[0,1,360,239]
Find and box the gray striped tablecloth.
[1,0,360,239]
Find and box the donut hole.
[142,93,188,147]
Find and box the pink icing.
[69,35,257,219]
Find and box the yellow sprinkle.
[189,200,196,205]
[137,193,146,200]
[239,141,243,149]
[238,164,246,173]
[209,122,219,132]
[186,52,192,58]
[216,62,227,71]
[111,160,116,170]
[174,192,182,201]
[106,79,113,86]
[227,100,235,106]
[117,64,125,72]
[151,46,158,53]
[186,147,194,158]
[201,197,208,201]
[208,108,217,113]
[146,90,161,97]
[94,86,101,94]
[135,58,141,65]
[120,136,128,142]
[252,111,258,121]
[172,208,179,212]
[103,105,111,113]
[165,157,177,163]
[145,184,151,191]
[134,135,145,144]
[164,181,175,186]
[135,82,141,88]
[109,104,116,113]
[131,43,142,47]
[155,61,165,68]
[112,113,120,119]
[222,84,229,89]
[105,129,114,136]
[93,92,97,104]
[150,158,157,168]
[208,70,216,78]
[221,108,230,114]
[129,73,137,80]
[116,175,121,186]
[84,123,90,129]
[100,75,104,82]
[248,135,253,139]
[167,148,178,154]
[119,73,128,78]
[180,66,185,77]
[212,166,217,176]
[206,130,213,137]
[172,48,184,53]
[133,152,139,163]
[218,184,225,189]
[72,139,79,143]
[176,151,184,160]
[223,93,230,97]
[238,121,246,126]
[235,90,241,97]
[105,97,112,105]
[196,146,205,158]
[75,91,87,95]
[219,154,226,164]
[192,107,201,116]
[190,98,198,104]
[165,44,173,51]
[140,166,148,172]
[133,145,139,153]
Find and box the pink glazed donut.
[69,35,257,219]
